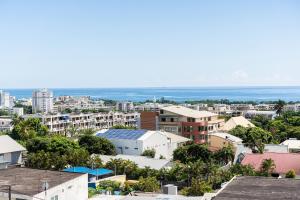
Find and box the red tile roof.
[241,152,300,174]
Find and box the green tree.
[274,100,286,116]
[78,128,95,136]
[230,127,273,153]
[181,179,212,196]
[11,118,48,140]
[173,144,211,163]
[260,158,276,176]
[213,145,235,164]
[78,135,116,155]
[229,164,256,176]
[141,149,156,158]
[133,177,160,192]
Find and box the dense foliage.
[141,149,156,158]
[78,135,116,155]
[229,126,273,153]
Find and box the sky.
[0,0,300,88]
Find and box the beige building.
[208,132,242,152]
[159,105,224,144]
[220,116,255,132]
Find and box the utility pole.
[8,185,11,200]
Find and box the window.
[160,110,164,114]
[125,147,129,149]
[51,195,58,200]
[161,117,166,122]
[0,154,4,162]
[170,118,174,122]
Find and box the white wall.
[108,132,173,159]
[141,132,171,159]
[34,174,88,200]
[110,138,143,155]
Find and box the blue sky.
[0,0,300,88]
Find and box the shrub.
[133,177,160,192]
[285,169,296,178]
[141,149,156,158]
[97,180,121,192]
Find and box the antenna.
[41,181,49,196]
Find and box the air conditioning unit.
[162,184,178,195]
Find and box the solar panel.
[96,129,147,140]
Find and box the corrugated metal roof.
[0,135,26,154]
[98,155,172,170]
[63,166,113,176]
[241,152,300,174]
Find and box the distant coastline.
[3,86,300,102]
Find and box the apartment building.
[23,112,140,134]
[0,90,12,108]
[159,105,224,144]
[284,104,300,112]
[55,96,108,112]
[32,88,54,113]
[116,101,134,112]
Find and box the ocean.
[3,87,300,102]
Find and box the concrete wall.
[141,132,171,159]
[208,135,237,151]
[34,174,88,200]
[111,138,143,156]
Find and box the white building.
[12,107,24,116]
[0,117,13,131]
[96,129,189,159]
[284,104,300,112]
[0,135,26,169]
[116,102,134,113]
[0,167,88,200]
[0,90,11,108]
[32,88,54,113]
[244,110,277,120]
[23,112,140,135]
[281,138,300,153]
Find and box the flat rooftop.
[0,167,84,196]
[214,176,300,200]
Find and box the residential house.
[207,132,242,152]
[281,138,300,153]
[241,152,300,175]
[0,135,26,169]
[96,129,189,159]
[0,167,88,200]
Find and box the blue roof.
[96,129,147,140]
[63,167,113,176]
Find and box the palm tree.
[68,124,78,138]
[260,158,276,176]
[274,100,286,116]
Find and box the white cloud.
[232,69,249,80]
